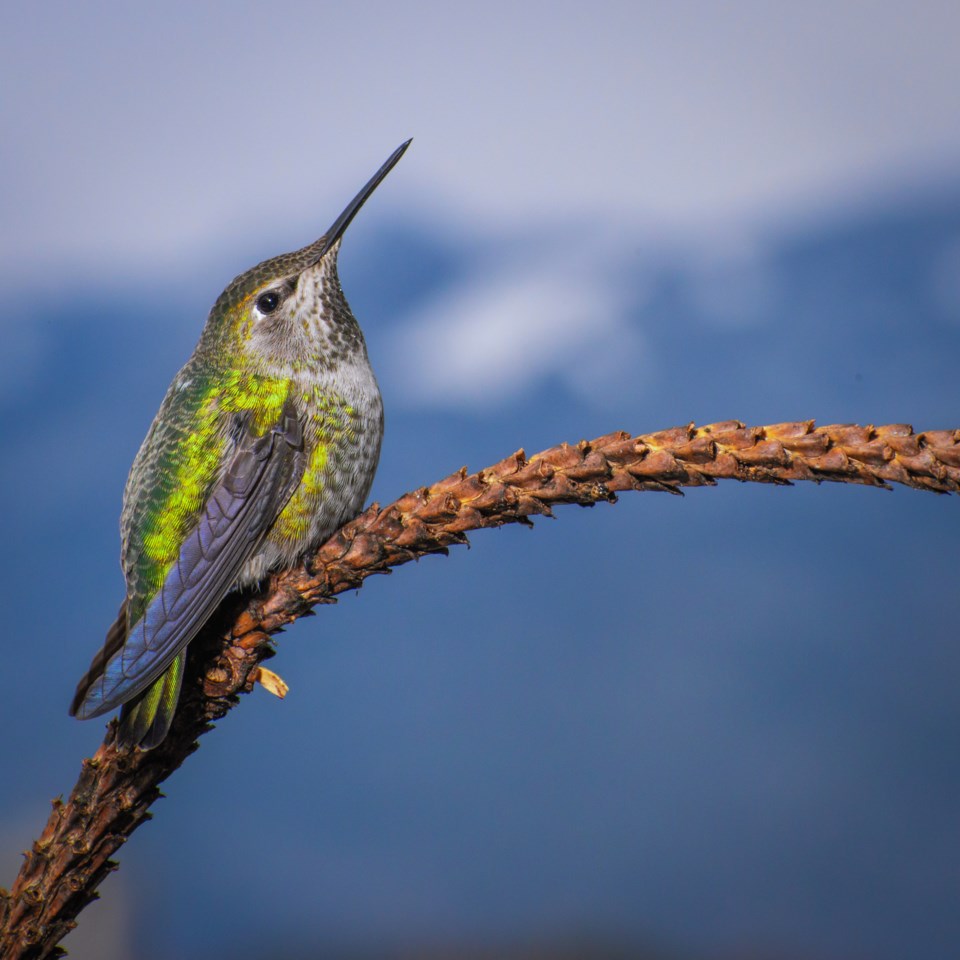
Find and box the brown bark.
[2,418,958,958]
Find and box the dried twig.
[2,419,958,959]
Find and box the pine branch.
[2,418,958,959]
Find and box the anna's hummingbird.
[70,140,410,750]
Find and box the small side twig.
[2,418,958,959]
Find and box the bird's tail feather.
[70,600,129,718]
[117,651,185,750]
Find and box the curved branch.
[2,418,958,958]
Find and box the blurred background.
[3,2,960,957]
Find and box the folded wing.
[71,401,303,720]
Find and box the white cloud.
[385,244,645,409]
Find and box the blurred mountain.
[3,184,960,960]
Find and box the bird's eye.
[255,290,281,314]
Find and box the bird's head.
[202,139,411,373]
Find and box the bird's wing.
[69,600,130,717]
[71,400,304,719]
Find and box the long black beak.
[317,139,412,260]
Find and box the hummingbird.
[70,140,411,750]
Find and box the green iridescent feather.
[113,363,292,746]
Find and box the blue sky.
[2,3,960,958]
